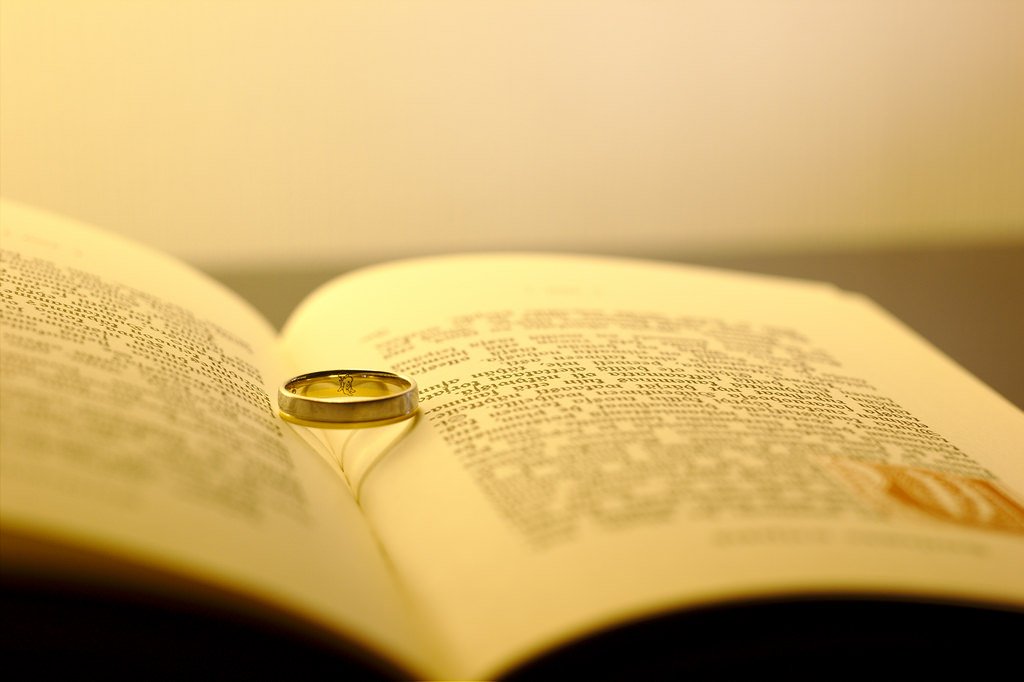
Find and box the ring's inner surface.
[287,373,408,402]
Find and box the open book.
[2,199,1022,678]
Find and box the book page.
[281,253,1024,678]
[0,201,435,675]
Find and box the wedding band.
[278,370,418,425]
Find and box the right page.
[280,253,1024,679]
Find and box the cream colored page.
[0,201,433,674]
[281,253,1024,678]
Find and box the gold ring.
[278,370,418,426]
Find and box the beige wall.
[2,0,1022,268]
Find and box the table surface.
[207,244,1023,410]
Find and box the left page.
[0,201,435,675]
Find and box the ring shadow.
[285,411,421,501]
